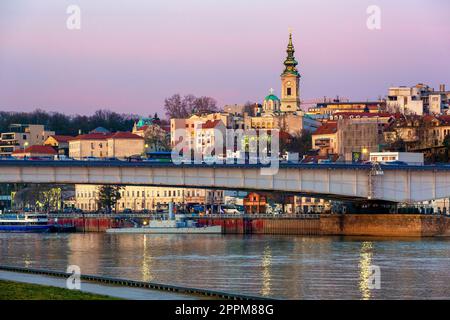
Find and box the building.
[386,83,450,115]
[244,192,267,214]
[369,152,424,164]
[383,114,450,161]
[312,122,338,156]
[198,120,227,156]
[170,113,232,148]
[0,124,55,157]
[170,33,319,157]
[69,132,145,159]
[132,117,170,152]
[337,118,381,161]
[44,135,74,156]
[307,100,386,119]
[280,33,301,113]
[74,185,224,212]
[11,145,57,159]
[387,85,426,115]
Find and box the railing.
[47,213,321,219]
[0,265,268,300]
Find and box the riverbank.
[0,280,117,300]
[50,213,450,237]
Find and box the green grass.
[0,280,121,300]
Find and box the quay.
[47,213,450,237]
[0,265,268,300]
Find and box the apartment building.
[0,124,55,157]
[74,185,224,212]
[69,132,144,159]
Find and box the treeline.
[0,109,141,136]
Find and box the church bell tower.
[280,32,301,113]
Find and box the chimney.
[440,84,446,92]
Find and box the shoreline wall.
[50,214,450,237]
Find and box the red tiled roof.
[49,135,74,143]
[69,132,143,141]
[12,145,57,155]
[110,132,144,139]
[201,120,222,129]
[312,122,338,135]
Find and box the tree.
[97,185,123,213]
[163,94,219,119]
[443,134,450,162]
[163,94,189,119]
[191,96,219,115]
[143,125,170,152]
[286,130,312,156]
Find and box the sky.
[0,0,449,117]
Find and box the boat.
[106,214,222,234]
[0,213,53,233]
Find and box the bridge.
[1,160,450,203]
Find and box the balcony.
[314,139,331,148]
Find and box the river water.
[1,233,449,299]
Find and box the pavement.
[0,270,198,300]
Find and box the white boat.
[0,213,52,233]
[106,214,222,234]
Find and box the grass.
[0,280,121,300]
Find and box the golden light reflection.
[141,235,153,282]
[358,241,374,300]
[261,245,272,297]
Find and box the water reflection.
[0,233,450,299]
[358,241,374,300]
[260,244,272,296]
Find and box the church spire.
[282,32,299,76]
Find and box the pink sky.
[0,0,449,117]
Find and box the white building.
[369,152,424,165]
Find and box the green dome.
[264,94,280,102]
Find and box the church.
[251,33,319,134]
[260,32,301,115]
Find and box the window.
[287,87,292,96]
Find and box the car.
[27,156,53,161]
[104,157,120,161]
[83,156,102,161]
[54,155,74,161]
[122,208,133,214]
[126,155,143,162]
[0,156,19,160]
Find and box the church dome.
[262,89,280,114]
[264,94,280,102]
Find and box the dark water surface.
[1,233,449,299]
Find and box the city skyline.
[0,0,449,116]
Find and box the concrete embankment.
[0,265,267,300]
[50,214,450,237]
[319,214,450,237]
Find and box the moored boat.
[0,213,53,233]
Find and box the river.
[1,233,449,299]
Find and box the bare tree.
[191,96,219,115]
[164,94,219,118]
[164,94,189,119]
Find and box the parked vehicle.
[54,155,73,161]
[83,156,102,161]
[382,160,408,166]
[126,155,143,162]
